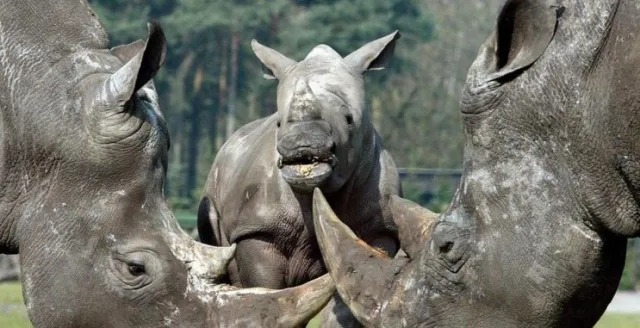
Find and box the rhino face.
[251,32,399,193]
[13,22,334,327]
[311,0,640,326]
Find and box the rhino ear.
[111,40,146,64]
[103,21,167,104]
[483,0,561,82]
[344,31,400,74]
[251,40,297,80]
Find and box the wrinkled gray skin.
[198,33,401,326]
[313,0,640,327]
[0,1,334,327]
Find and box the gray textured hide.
[313,0,640,327]
[0,1,333,327]
[198,33,402,327]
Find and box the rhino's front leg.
[235,237,288,288]
[314,295,363,328]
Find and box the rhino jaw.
[280,158,336,193]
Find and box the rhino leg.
[235,237,288,288]
[315,295,363,328]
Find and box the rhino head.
[251,32,399,193]
[312,0,640,326]
[0,6,333,325]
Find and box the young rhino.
[198,33,401,323]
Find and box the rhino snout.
[277,125,335,165]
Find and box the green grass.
[596,313,640,328]
[1,281,639,327]
[0,282,30,328]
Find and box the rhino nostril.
[330,144,336,154]
[439,241,454,254]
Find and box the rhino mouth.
[278,153,338,192]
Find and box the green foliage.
[620,239,640,291]
[89,0,438,207]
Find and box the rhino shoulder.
[206,114,280,216]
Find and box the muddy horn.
[215,274,335,327]
[312,188,404,326]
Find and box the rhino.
[198,33,402,325]
[0,1,334,327]
[312,0,640,327]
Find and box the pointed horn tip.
[312,187,325,204]
[312,188,336,226]
[222,243,237,256]
[219,244,237,265]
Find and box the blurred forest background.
[88,0,504,207]
[79,0,640,291]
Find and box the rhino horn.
[312,188,398,326]
[189,242,236,281]
[289,79,322,120]
[102,21,166,104]
[166,226,236,282]
[390,195,439,259]
[215,274,335,327]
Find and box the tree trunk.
[215,35,229,150]
[226,32,240,139]
[186,96,202,200]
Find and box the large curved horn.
[390,195,439,259]
[215,274,335,327]
[312,189,401,327]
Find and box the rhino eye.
[111,252,155,288]
[128,263,146,276]
[276,120,281,128]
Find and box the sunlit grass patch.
[0,282,30,328]
[596,313,640,328]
